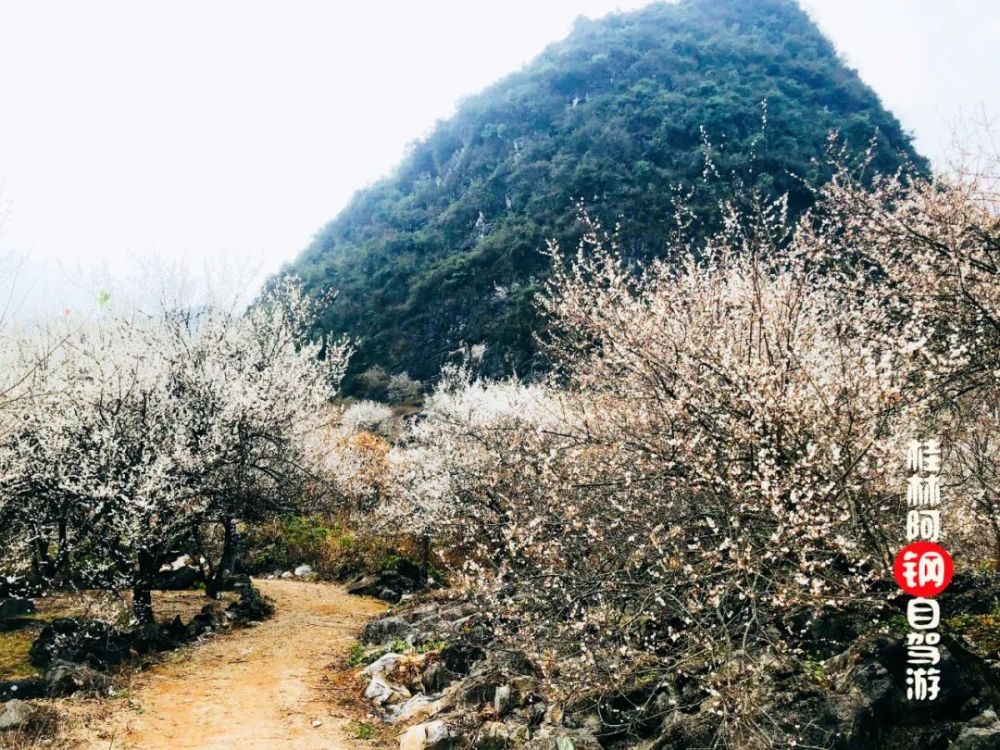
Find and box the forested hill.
[285,0,926,394]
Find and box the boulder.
[187,602,229,637]
[399,719,452,750]
[0,598,35,620]
[347,566,426,603]
[0,699,38,732]
[0,678,46,702]
[364,652,404,677]
[29,618,132,670]
[365,673,411,707]
[218,573,252,592]
[0,618,34,633]
[422,659,458,692]
[441,643,486,676]
[378,587,403,604]
[362,615,415,645]
[45,660,112,697]
[952,726,1000,750]
[160,615,189,647]
[226,585,274,622]
[294,564,313,577]
[150,564,203,590]
[391,693,446,724]
[494,685,512,716]
[477,721,512,750]
[622,626,1000,750]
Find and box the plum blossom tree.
[370,148,1000,745]
[377,196,926,745]
[0,279,350,621]
[800,151,1000,577]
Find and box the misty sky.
[0,0,997,313]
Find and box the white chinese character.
[907,475,940,508]
[907,644,941,665]
[907,598,940,630]
[923,439,941,473]
[906,667,941,700]
[901,550,946,589]
[907,631,941,646]
[906,510,941,542]
[907,439,942,474]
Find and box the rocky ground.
[5,573,1000,748]
[351,575,1000,750]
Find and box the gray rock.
[294,564,313,577]
[971,711,1000,729]
[477,721,511,749]
[399,719,452,750]
[45,660,112,697]
[390,693,443,724]
[0,598,35,620]
[556,735,596,750]
[364,652,404,677]
[0,699,37,731]
[0,678,46,701]
[440,643,485,675]
[494,684,512,716]
[378,586,403,603]
[29,617,132,670]
[422,660,457,692]
[362,615,414,645]
[952,726,1000,750]
[426,720,452,746]
[151,565,202,590]
[364,673,410,706]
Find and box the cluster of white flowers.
[0,278,350,621]
[340,400,396,437]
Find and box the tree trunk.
[30,538,47,579]
[132,585,154,624]
[420,533,431,585]
[207,519,238,599]
[133,550,157,623]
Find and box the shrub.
[339,401,395,437]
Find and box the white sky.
[0,0,997,314]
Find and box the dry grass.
[0,629,37,681]
[0,589,237,683]
[0,703,66,750]
[0,588,239,749]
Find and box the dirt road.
[75,580,386,750]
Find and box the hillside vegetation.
[286,0,925,392]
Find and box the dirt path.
[75,580,386,750]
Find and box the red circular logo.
[893,541,953,597]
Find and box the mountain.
[285,0,926,394]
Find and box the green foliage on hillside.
[285,0,926,392]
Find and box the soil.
[65,579,387,750]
